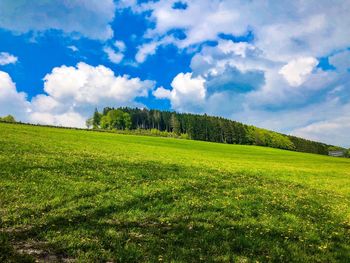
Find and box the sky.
[0,0,349,147]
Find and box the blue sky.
[0,0,349,147]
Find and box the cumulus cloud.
[168,36,346,109]
[0,52,18,65]
[0,63,155,127]
[0,71,30,119]
[153,87,171,99]
[279,57,318,87]
[124,0,350,60]
[190,40,270,78]
[156,36,344,110]
[43,62,154,103]
[154,72,206,112]
[0,0,116,40]
[189,40,302,106]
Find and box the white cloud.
[153,86,171,99]
[278,57,318,87]
[0,0,116,40]
[30,95,60,113]
[0,52,18,65]
[154,72,206,112]
[191,39,269,78]
[137,1,242,48]
[125,0,350,62]
[136,42,159,63]
[104,40,126,64]
[104,46,124,64]
[43,62,154,103]
[190,40,342,107]
[29,111,86,128]
[117,1,350,147]
[150,36,350,147]
[135,36,175,63]
[114,41,126,52]
[292,116,350,148]
[217,41,257,58]
[0,63,155,128]
[0,71,30,119]
[123,0,350,147]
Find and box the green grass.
[1,123,350,262]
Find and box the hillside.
[88,107,344,156]
[1,123,350,262]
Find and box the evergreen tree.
[92,108,101,129]
[170,113,180,135]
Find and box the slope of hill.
[88,107,344,156]
[0,123,349,262]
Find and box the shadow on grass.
[0,233,35,263]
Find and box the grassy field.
[1,123,350,262]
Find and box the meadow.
[0,122,350,262]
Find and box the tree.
[170,113,180,135]
[108,110,124,129]
[85,118,93,129]
[100,115,110,129]
[150,110,161,129]
[123,112,132,130]
[103,110,132,130]
[0,115,16,123]
[102,107,113,116]
[346,149,350,158]
[92,108,101,129]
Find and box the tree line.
[0,115,16,123]
[88,107,348,156]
